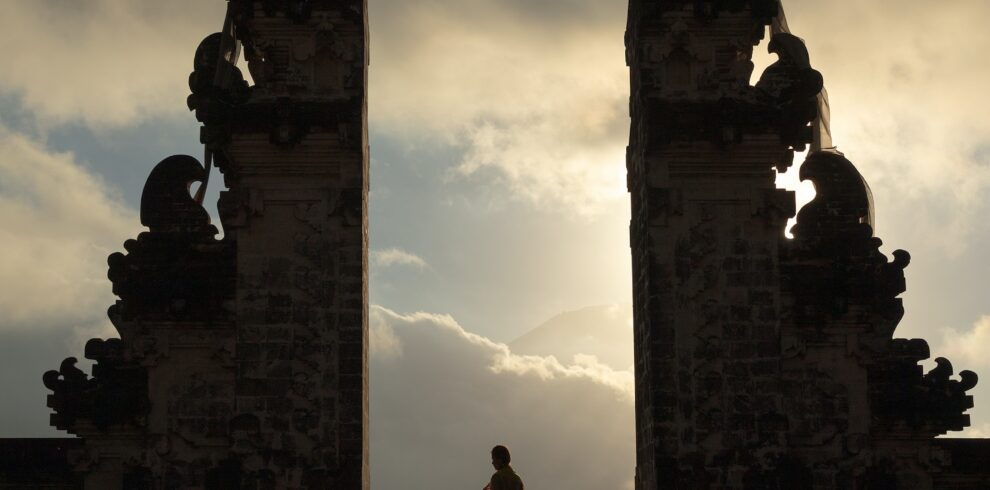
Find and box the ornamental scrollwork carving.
[873,342,979,436]
[786,150,979,436]
[108,156,234,321]
[43,339,148,433]
[756,33,824,151]
[187,32,251,150]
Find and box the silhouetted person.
[483,445,524,490]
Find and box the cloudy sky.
[0,0,988,488]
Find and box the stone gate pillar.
[216,1,370,487]
[625,2,985,489]
[626,1,812,487]
[41,1,369,488]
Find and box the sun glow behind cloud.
[370,0,630,217]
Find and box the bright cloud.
[369,0,990,243]
[937,316,990,370]
[370,306,635,489]
[960,423,990,439]
[778,0,990,254]
[0,0,224,126]
[369,0,629,217]
[370,247,429,269]
[933,315,990,438]
[510,304,634,371]
[0,127,138,328]
[5,0,984,242]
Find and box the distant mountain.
[509,304,633,371]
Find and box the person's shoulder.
[493,467,515,482]
[509,469,524,489]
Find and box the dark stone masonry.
[626,1,990,488]
[3,1,369,488]
[0,0,987,489]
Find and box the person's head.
[491,445,511,470]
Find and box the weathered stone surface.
[33,1,368,488]
[627,1,989,489]
[0,439,81,489]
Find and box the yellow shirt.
[490,465,524,490]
